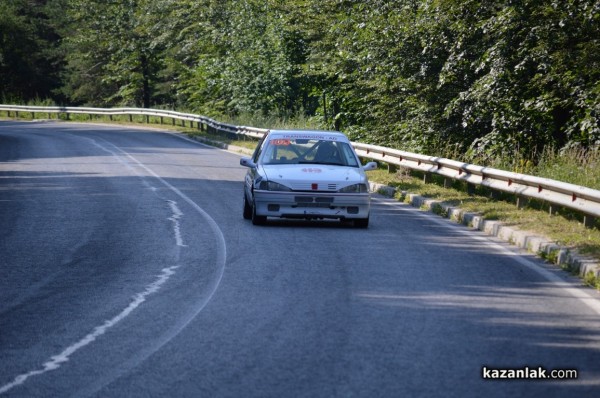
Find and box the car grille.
[293,196,335,208]
[291,183,338,191]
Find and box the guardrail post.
[584,215,596,228]
[387,164,398,173]
[160,116,164,125]
[516,196,528,209]
[467,183,475,196]
[145,115,150,124]
[423,173,431,184]
[32,112,35,119]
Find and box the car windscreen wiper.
[298,161,345,166]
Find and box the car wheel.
[251,200,267,225]
[243,191,252,220]
[354,216,369,228]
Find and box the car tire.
[251,200,267,225]
[243,192,252,220]
[354,216,369,228]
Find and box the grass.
[535,146,600,190]
[218,111,322,130]
[183,129,260,151]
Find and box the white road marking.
[0,135,227,395]
[167,200,187,247]
[0,266,179,394]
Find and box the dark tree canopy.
[1,0,598,158]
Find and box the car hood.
[260,164,366,191]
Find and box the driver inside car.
[314,141,342,164]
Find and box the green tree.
[56,0,164,107]
[0,0,63,102]
[169,0,316,118]
[5,0,597,160]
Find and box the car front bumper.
[253,190,370,220]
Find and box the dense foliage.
[1,0,598,159]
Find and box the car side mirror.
[240,157,256,168]
[362,161,378,171]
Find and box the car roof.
[266,129,350,142]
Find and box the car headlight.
[337,183,368,193]
[258,181,292,191]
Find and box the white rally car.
[240,130,377,227]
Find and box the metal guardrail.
[1,104,599,226]
[351,143,600,226]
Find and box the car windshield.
[259,137,359,167]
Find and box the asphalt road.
[1,120,600,397]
